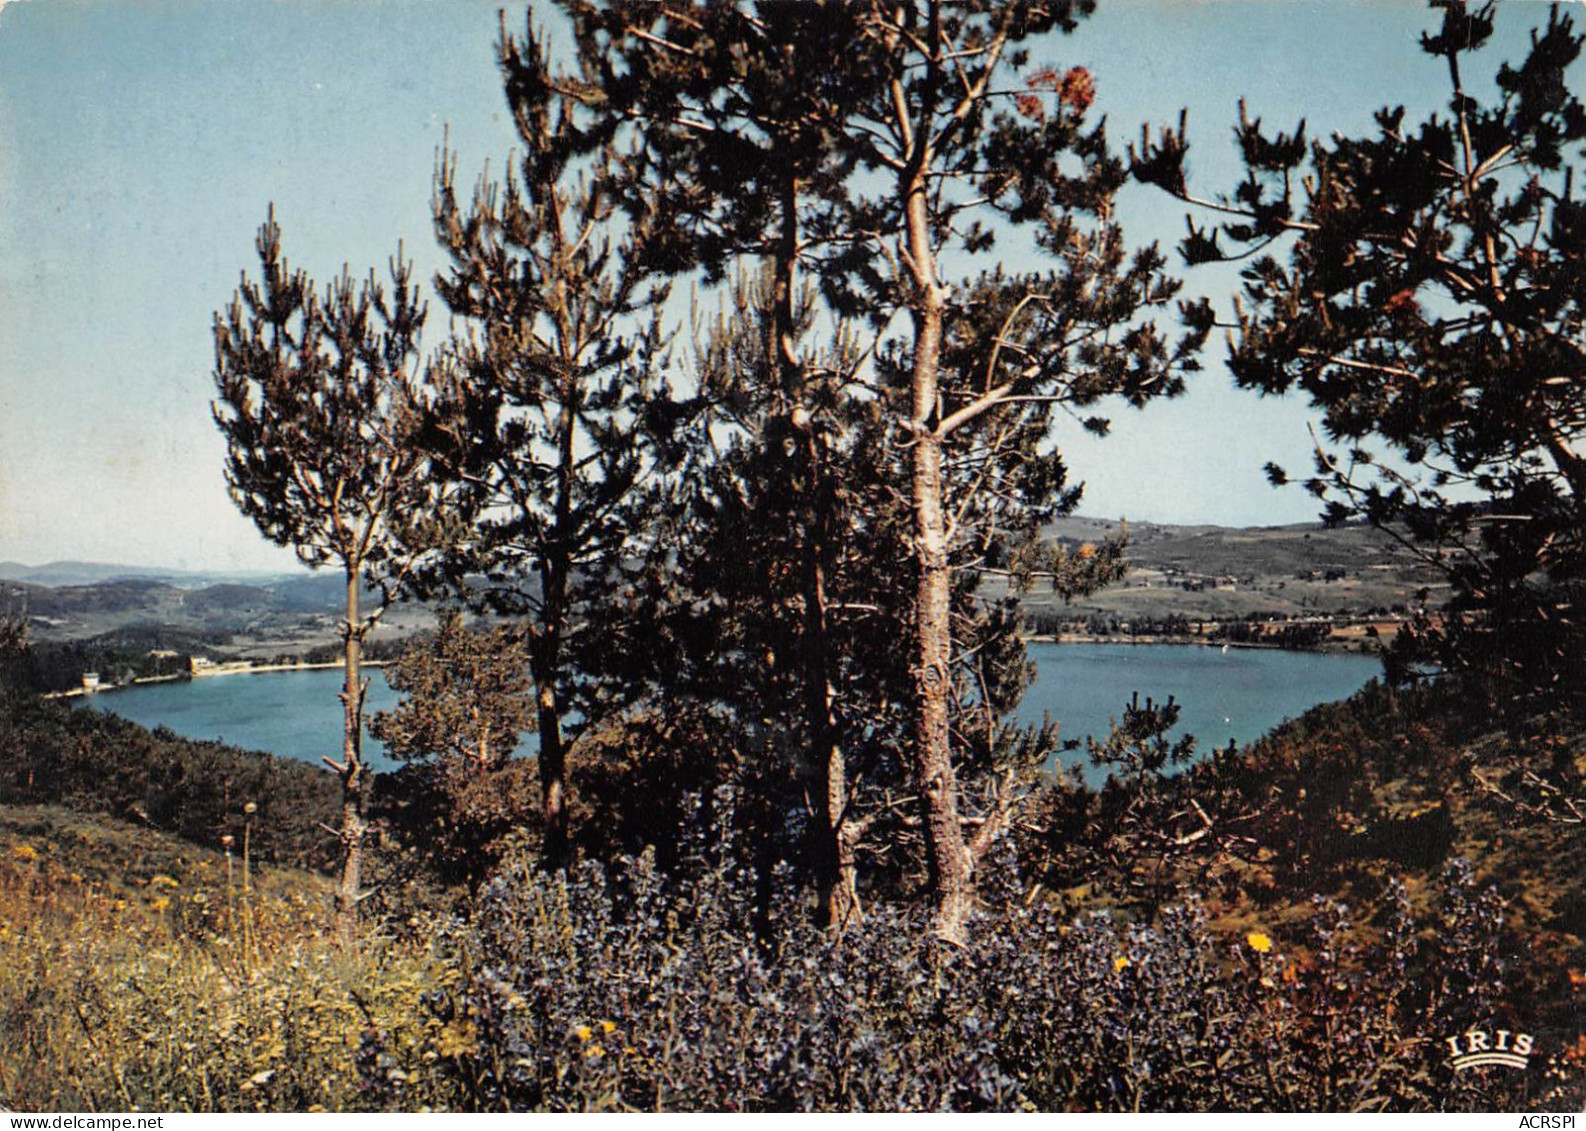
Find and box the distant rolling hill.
[0,569,429,657]
[4,518,1446,648]
[0,560,303,589]
[1019,517,1448,624]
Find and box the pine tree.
[841,0,1205,942]
[555,0,885,926]
[422,17,683,865]
[371,609,535,775]
[680,269,913,926]
[557,0,1204,943]
[212,209,435,932]
[369,610,538,882]
[1132,0,1586,711]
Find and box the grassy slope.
[0,804,459,1112]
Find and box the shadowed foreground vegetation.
[3,676,1586,1111]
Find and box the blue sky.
[0,0,1562,571]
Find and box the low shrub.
[369,757,543,894]
[402,793,1578,1112]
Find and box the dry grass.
[0,805,462,1112]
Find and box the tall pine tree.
[212,209,436,932]
[423,17,682,864]
[555,0,1205,942]
[843,0,1206,941]
[555,0,885,926]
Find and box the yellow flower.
[572,1024,593,1042]
[599,1019,617,1035]
[1247,931,1273,954]
[150,897,172,913]
[1113,955,1131,972]
[435,1020,478,1059]
[10,844,38,862]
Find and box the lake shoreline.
[49,638,1373,703]
[45,658,390,700]
[1023,633,1381,656]
[69,644,1384,779]
[192,659,389,679]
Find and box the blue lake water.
[74,644,1382,781]
[77,668,418,773]
[1018,642,1379,781]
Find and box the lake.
[1018,642,1379,781]
[74,644,1382,781]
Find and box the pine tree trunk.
[335,564,367,939]
[799,471,860,929]
[905,177,973,946]
[773,176,858,930]
[535,664,568,866]
[533,565,569,867]
[530,571,569,866]
[911,426,973,944]
[536,362,580,869]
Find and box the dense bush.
[369,757,543,893]
[1021,678,1549,913]
[398,792,1573,1112]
